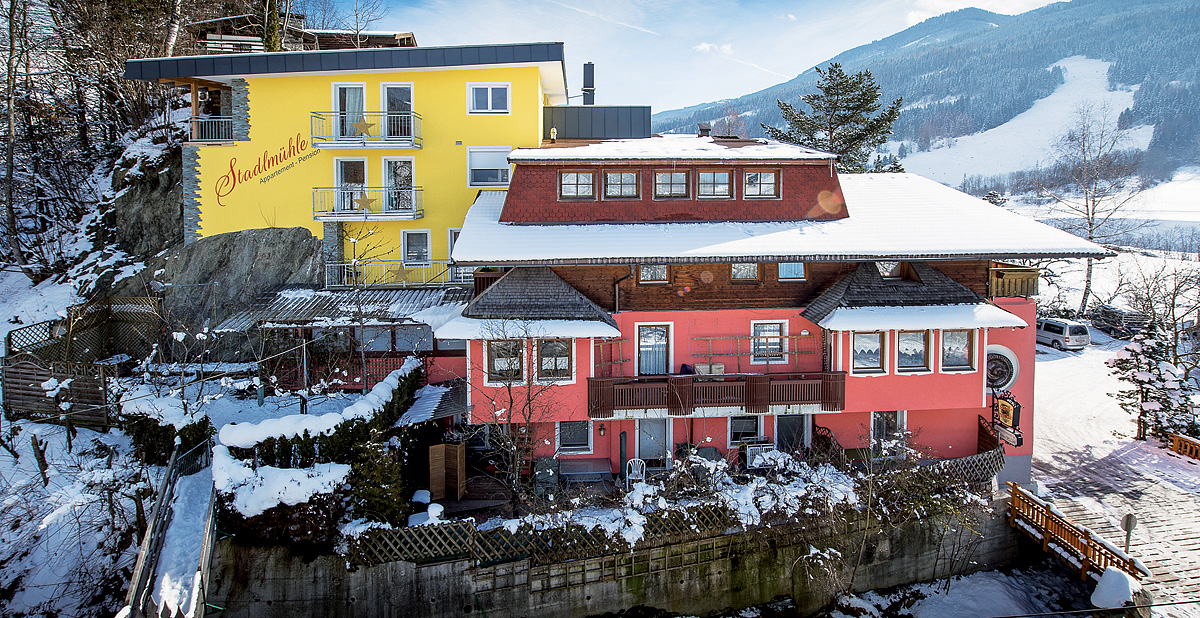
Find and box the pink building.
[437,134,1107,485]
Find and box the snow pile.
[218,360,419,448]
[1090,566,1142,608]
[120,383,196,429]
[212,445,350,518]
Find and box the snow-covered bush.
[1107,326,1199,439]
[122,414,213,465]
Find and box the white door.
[384,160,414,212]
[638,419,669,469]
[336,85,365,138]
[383,85,412,138]
[336,160,366,211]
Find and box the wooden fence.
[1,354,116,426]
[1168,433,1200,460]
[1007,482,1150,582]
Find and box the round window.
[985,344,1020,391]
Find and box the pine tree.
[1107,326,1198,440]
[983,190,1008,206]
[762,63,903,173]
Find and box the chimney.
[582,62,595,105]
[698,122,711,137]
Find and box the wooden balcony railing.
[989,262,1039,298]
[587,372,845,419]
[1168,433,1200,460]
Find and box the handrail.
[324,259,473,288]
[1168,433,1200,460]
[187,116,234,142]
[310,110,423,147]
[312,186,423,220]
[1007,481,1150,582]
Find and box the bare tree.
[1041,102,1145,316]
[712,103,749,138]
[342,0,383,48]
[1117,253,1200,384]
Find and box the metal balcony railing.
[587,372,846,418]
[188,116,234,142]
[310,111,423,148]
[325,259,473,288]
[313,186,423,221]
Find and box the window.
[558,420,590,452]
[335,159,366,212]
[402,230,431,266]
[942,330,974,370]
[468,83,509,113]
[730,416,760,445]
[537,339,572,380]
[732,263,759,280]
[467,147,511,186]
[779,263,806,280]
[897,331,928,371]
[605,171,639,198]
[559,172,594,198]
[744,171,779,198]
[358,327,392,352]
[1069,325,1089,336]
[654,171,688,198]
[872,411,905,457]
[697,171,732,197]
[487,340,523,382]
[751,322,786,364]
[853,332,884,372]
[334,84,365,139]
[381,83,413,138]
[638,264,668,284]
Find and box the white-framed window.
[604,171,639,198]
[402,230,431,266]
[467,82,510,114]
[852,331,885,373]
[729,415,761,447]
[897,330,929,372]
[751,321,787,364]
[467,147,512,186]
[732,263,759,280]
[744,170,779,198]
[697,171,732,198]
[333,157,367,212]
[941,329,975,371]
[871,410,907,457]
[332,82,367,139]
[779,263,806,280]
[557,420,591,453]
[379,82,414,139]
[638,264,669,284]
[654,171,688,198]
[537,338,573,381]
[487,340,523,382]
[559,171,595,199]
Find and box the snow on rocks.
[1090,566,1142,608]
[212,445,350,518]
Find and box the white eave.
[435,316,621,340]
[509,135,836,161]
[819,303,1028,331]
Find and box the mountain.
[653,0,1200,181]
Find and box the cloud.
[693,42,732,54]
[788,14,797,20]
[542,0,660,35]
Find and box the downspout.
[613,266,634,313]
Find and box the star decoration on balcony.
[349,119,375,136]
[352,195,377,211]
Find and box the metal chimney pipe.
[582,62,595,105]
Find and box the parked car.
[1090,304,1150,339]
[1036,318,1092,350]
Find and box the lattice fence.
[5,297,160,363]
[929,444,1006,485]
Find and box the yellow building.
[125,43,649,288]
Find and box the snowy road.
[1033,334,1200,617]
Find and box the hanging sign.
[992,391,1024,447]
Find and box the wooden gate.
[1,353,114,426]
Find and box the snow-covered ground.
[901,56,1154,185]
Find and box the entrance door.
[335,85,365,139]
[336,160,366,212]
[384,160,414,212]
[638,419,669,469]
[776,415,809,454]
[638,325,669,376]
[383,85,412,138]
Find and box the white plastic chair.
[625,458,646,490]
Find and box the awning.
[818,303,1027,331]
[435,316,621,340]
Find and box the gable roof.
[462,267,616,327]
[801,262,981,324]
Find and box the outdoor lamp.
[599,423,606,436]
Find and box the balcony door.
[637,325,669,376]
[776,415,809,454]
[384,159,413,213]
[637,419,669,469]
[335,84,365,139]
[336,159,366,212]
[383,84,412,139]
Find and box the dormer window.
[876,261,921,282]
[698,171,732,198]
[654,171,689,198]
[559,171,594,199]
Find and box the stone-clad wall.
[207,498,1021,618]
[182,145,202,245]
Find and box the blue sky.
[376,0,1057,112]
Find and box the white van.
[1036,318,1091,351]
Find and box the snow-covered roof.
[818,303,1028,330]
[215,287,471,331]
[509,134,835,161]
[435,316,621,340]
[452,174,1111,264]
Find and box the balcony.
[587,372,846,419]
[187,116,234,142]
[325,259,473,288]
[310,111,422,149]
[313,186,423,221]
[989,262,1040,298]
